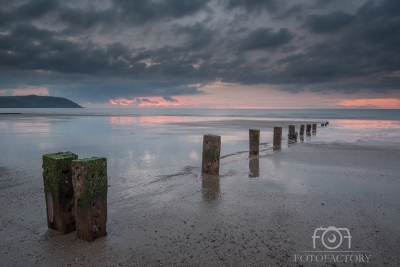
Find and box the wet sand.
[0,116,399,266]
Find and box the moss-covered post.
[312,123,317,135]
[300,125,305,136]
[42,151,78,234]
[273,127,282,150]
[72,157,107,242]
[202,134,221,175]
[306,124,312,136]
[249,129,260,155]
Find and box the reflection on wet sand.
[201,174,220,202]
[249,156,259,178]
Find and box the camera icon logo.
[312,226,352,250]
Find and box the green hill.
[0,95,82,108]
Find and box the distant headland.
[0,95,82,108]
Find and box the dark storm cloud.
[304,11,355,33]
[1,0,400,103]
[240,28,294,51]
[226,0,279,12]
[312,0,335,9]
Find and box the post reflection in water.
[248,156,259,178]
[300,135,304,143]
[201,174,220,202]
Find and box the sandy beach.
[0,113,399,266]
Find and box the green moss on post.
[202,135,221,175]
[249,129,260,155]
[42,151,77,234]
[72,157,107,242]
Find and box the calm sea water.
[1,108,400,120]
[1,107,399,178]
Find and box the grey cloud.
[226,0,279,12]
[312,0,335,9]
[240,28,294,51]
[162,96,178,102]
[111,0,211,24]
[1,0,400,103]
[304,11,355,33]
[136,98,158,104]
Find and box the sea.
[1,108,399,172]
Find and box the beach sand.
[0,115,399,266]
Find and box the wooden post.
[72,157,107,242]
[202,135,221,175]
[288,125,295,140]
[249,129,260,155]
[321,123,325,127]
[249,156,259,178]
[42,151,78,234]
[312,123,317,134]
[300,125,305,136]
[326,121,329,125]
[306,124,312,136]
[273,127,282,150]
[202,175,220,201]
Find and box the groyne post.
[312,123,317,134]
[300,125,305,136]
[42,151,78,234]
[306,124,312,136]
[273,127,282,150]
[288,125,296,141]
[72,157,108,242]
[249,129,260,155]
[202,135,221,175]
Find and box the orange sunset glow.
[339,98,400,109]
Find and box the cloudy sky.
[1,0,400,108]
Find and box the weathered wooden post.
[72,157,107,242]
[202,175,220,202]
[42,151,78,234]
[202,135,221,175]
[249,129,260,155]
[326,121,329,125]
[306,124,312,136]
[249,156,259,178]
[312,123,317,134]
[288,125,296,140]
[300,125,305,136]
[273,127,282,150]
[321,123,325,127]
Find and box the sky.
[0,0,400,108]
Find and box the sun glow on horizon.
[339,98,400,109]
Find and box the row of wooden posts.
[201,122,329,175]
[42,121,328,242]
